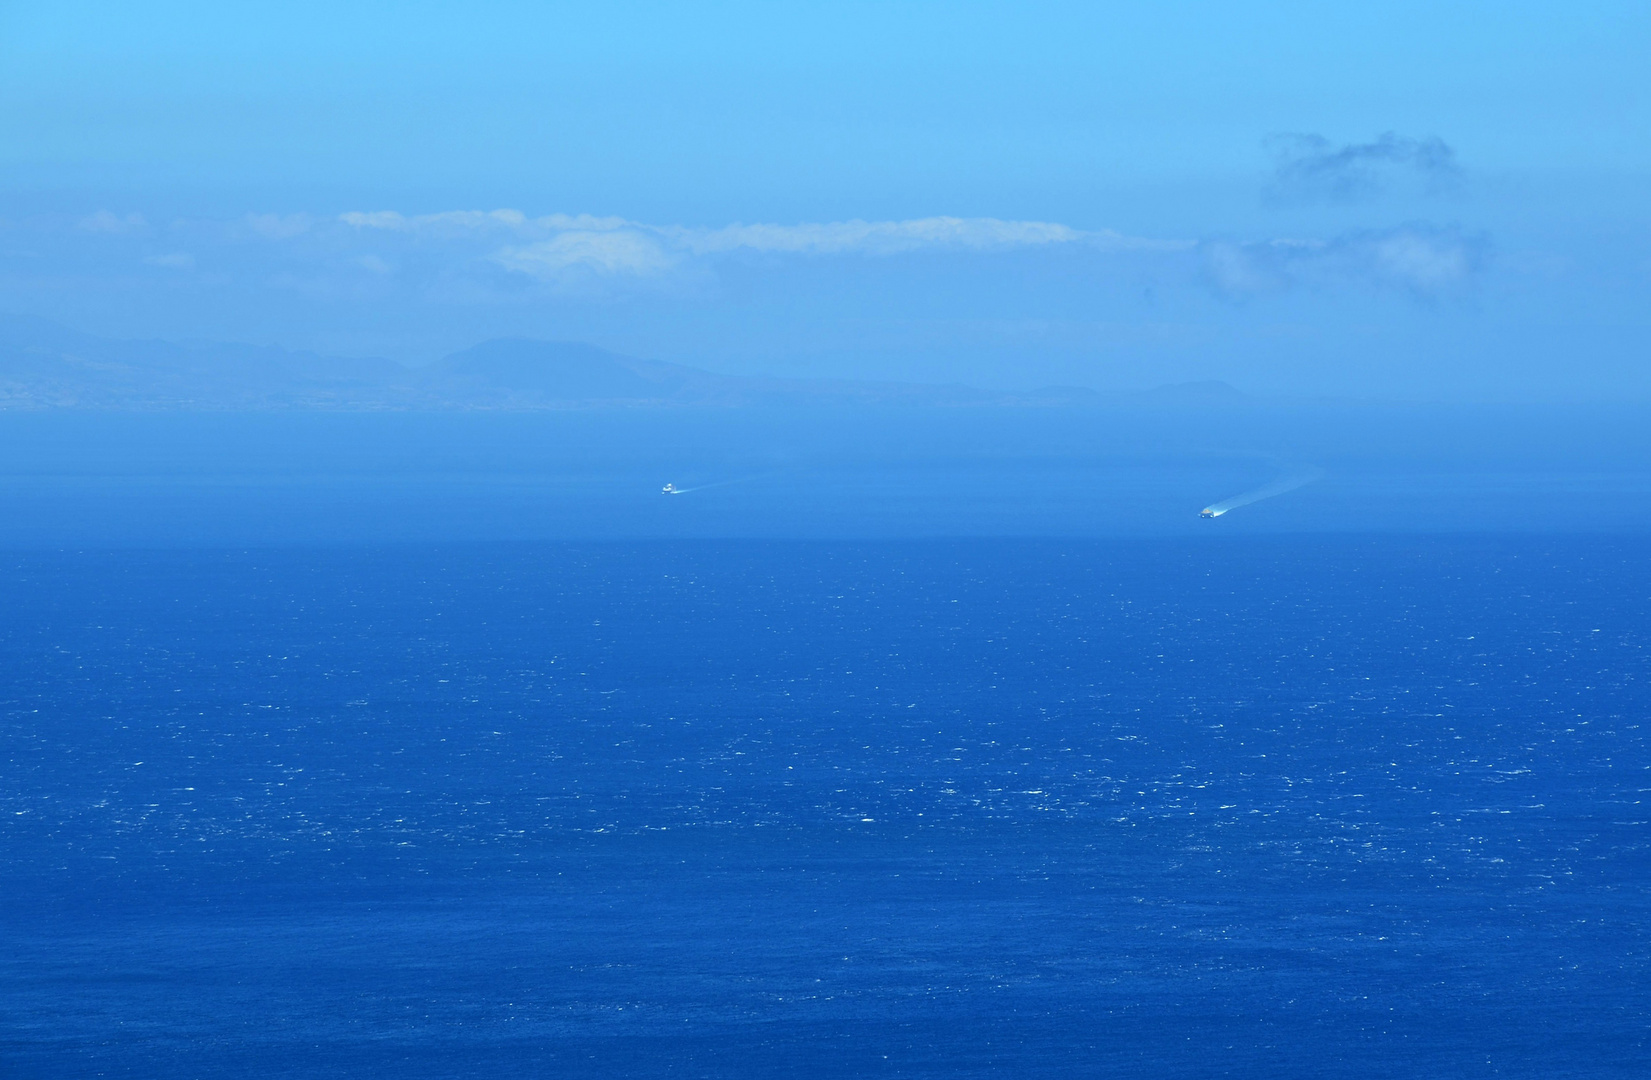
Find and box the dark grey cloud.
[1203,224,1488,298]
[1266,132,1460,202]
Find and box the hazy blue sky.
[1,1,1647,399]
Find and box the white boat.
[662,483,677,494]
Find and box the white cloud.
[494,230,679,278]
[1364,229,1474,289]
[242,206,1484,302]
[334,208,1181,281]
[669,216,1092,255]
[1203,242,1279,294]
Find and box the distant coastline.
[0,316,1245,413]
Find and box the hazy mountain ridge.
[0,318,1244,410]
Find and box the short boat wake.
[662,474,772,496]
[1200,466,1325,518]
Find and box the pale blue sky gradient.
[1,1,1647,398]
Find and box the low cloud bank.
[12,205,1490,305]
[338,210,1184,281]
[1204,224,1487,297]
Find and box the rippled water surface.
[2,538,1648,1077]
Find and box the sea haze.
[2,400,1651,543]
[2,538,1647,1078]
[5,317,1651,540]
[6,3,1650,1076]
[2,326,1651,1078]
[0,317,1148,409]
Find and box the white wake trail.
[1200,466,1325,518]
[661,473,773,496]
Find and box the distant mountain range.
[0,316,1245,410]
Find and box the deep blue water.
[2,537,1649,1077]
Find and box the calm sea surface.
[2,537,1648,1077]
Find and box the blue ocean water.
[2,537,1648,1078]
